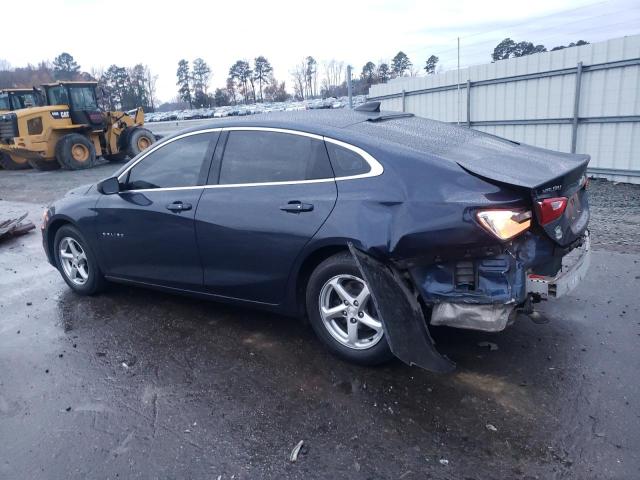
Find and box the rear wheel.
[54,225,106,295]
[306,252,394,366]
[55,133,96,170]
[126,128,155,157]
[0,152,30,170]
[28,157,60,171]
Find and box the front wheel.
[306,252,393,366]
[54,225,106,295]
[125,128,155,157]
[55,133,96,170]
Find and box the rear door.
[95,131,218,289]
[195,128,337,304]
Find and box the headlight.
[476,209,531,241]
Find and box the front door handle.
[280,201,314,213]
[166,201,192,212]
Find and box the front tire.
[54,225,106,295]
[55,133,96,170]
[125,128,155,157]
[306,252,393,366]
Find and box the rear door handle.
[166,201,192,212]
[279,201,314,213]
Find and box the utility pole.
[347,65,353,109]
[457,37,460,125]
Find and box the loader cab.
[42,82,104,129]
[0,89,43,112]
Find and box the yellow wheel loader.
[0,81,155,171]
[0,88,44,169]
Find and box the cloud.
[2,0,638,102]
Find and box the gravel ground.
[587,178,640,253]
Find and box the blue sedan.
[41,103,591,372]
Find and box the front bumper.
[526,232,591,298]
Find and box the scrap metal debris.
[477,341,499,351]
[0,213,35,241]
[289,440,304,462]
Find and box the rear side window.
[125,133,213,190]
[218,131,333,184]
[325,142,371,177]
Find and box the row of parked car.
[145,95,367,122]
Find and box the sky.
[2,0,639,103]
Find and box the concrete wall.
[368,35,640,184]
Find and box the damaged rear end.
[344,121,591,372]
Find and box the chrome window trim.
[117,126,384,193]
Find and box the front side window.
[218,131,334,185]
[47,86,69,106]
[125,133,213,190]
[0,94,9,110]
[69,87,98,110]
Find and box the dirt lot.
[0,165,639,479]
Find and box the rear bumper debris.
[527,232,591,298]
[349,244,455,373]
[431,302,516,332]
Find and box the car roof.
[175,108,589,188]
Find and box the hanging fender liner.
[348,243,455,373]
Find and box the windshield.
[0,93,9,110]
[69,86,98,110]
[12,92,39,109]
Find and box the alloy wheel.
[59,237,89,286]
[318,274,383,350]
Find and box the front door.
[95,131,218,289]
[196,129,337,304]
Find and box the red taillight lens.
[535,197,568,225]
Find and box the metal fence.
[368,34,640,184]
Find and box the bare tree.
[290,60,306,100]
[144,66,158,110]
[322,60,345,95]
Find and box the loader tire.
[126,128,155,157]
[28,157,61,171]
[55,133,96,170]
[0,152,30,170]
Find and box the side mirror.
[97,176,120,195]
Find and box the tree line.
[492,38,589,61]
[0,39,591,112]
[174,56,290,108]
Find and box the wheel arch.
[291,242,353,317]
[46,216,76,264]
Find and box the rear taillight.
[476,209,532,241]
[535,197,568,225]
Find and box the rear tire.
[0,152,30,170]
[55,133,96,170]
[125,128,155,157]
[54,225,106,295]
[28,157,60,171]
[306,252,394,366]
